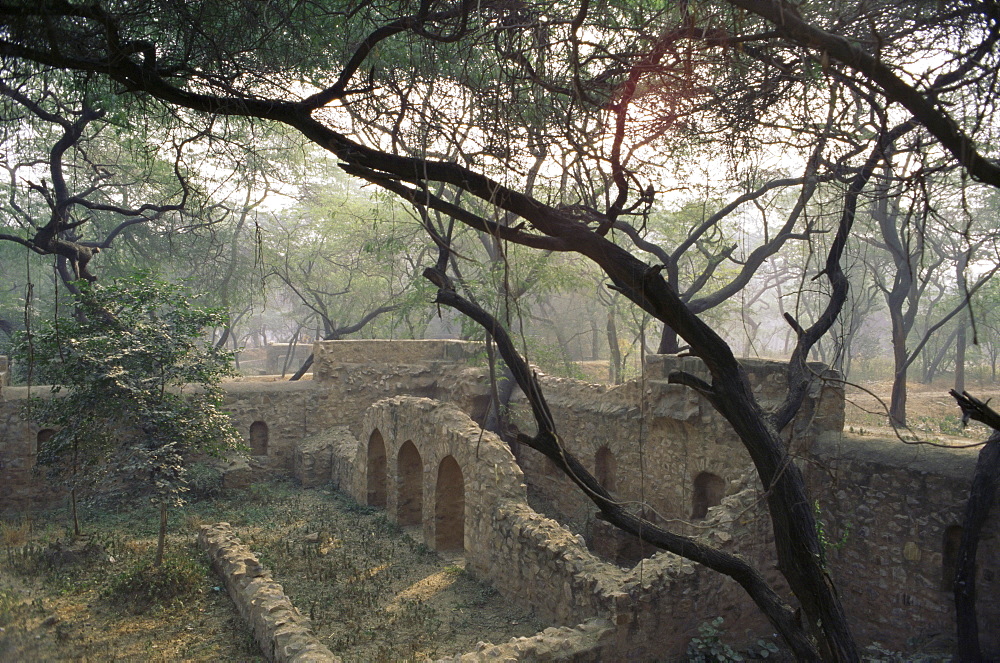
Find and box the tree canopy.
[2,0,1000,659]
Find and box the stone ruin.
[1,339,998,660]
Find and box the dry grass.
[0,479,543,662]
[843,378,999,445]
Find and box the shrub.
[102,552,204,613]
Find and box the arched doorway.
[691,471,726,519]
[397,441,423,526]
[249,421,269,455]
[435,455,465,551]
[595,446,617,492]
[367,429,387,508]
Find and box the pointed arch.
[435,455,465,551]
[397,440,423,526]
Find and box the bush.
[687,617,780,662]
[102,553,205,613]
[186,462,225,501]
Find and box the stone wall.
[208,340,490,474]
[340,396,780,659]
[807,433,1000,654]
[265,343,314,376]
[510,356,843,536]
[2,341,998,657]
[198,522,339,662]
[0,387,65,513]
[1,340,492,513]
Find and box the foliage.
[686,617,781,662]
[12,273,245,530]
[0,588,18,627]
[813,500,851,568]
[102,552,206,614]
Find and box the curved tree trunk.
[949,391,1000,662]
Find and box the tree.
[0,76,187,289]
[264,172,425,378]
[12,273,244,565]
[3,0,1000,658]
[857,158,1000,425]
[948,391,1000,661]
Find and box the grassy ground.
[843,378,999,446]
[0,478,543,662]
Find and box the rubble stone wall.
[2,342,998,657]
[509,356,843,533]
[197,522,339,662]
[0,387,65,513]
[345,396,769,658]
[0,341,491,513]
[808,434,1000,655]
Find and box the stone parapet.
[197,522,339,663]
[313,339,482,381]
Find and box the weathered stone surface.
[3,342,998,658]
[293,426,354,488]
[806,433,999,654]
[342,397,775,659]
[433,618,615,662]
[221,456,254,490]
[197,522,339,663]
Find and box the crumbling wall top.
[312,340,483,381]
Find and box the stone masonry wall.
[345,396,780,658]
[0,387,65,514]
[807,434,1000,655]
[197,522,339,662]
[510,356,843,534]
[2,342,998,657]
[0,341,493,514]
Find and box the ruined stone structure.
[1,340,997,658]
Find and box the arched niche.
[367,429,387,508]
[249,421,269,455]
[36,428,56,454]
[691,471,726,520]
[397,440,423,526]
[435,455,465,551]
[595,446,617,492]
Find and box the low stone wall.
[434,619,616,662]
[293,426,354,489]
[197,522,339,663]
[266,343,315,376]
[312,340,481,377]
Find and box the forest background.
[2,0,1000,659]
